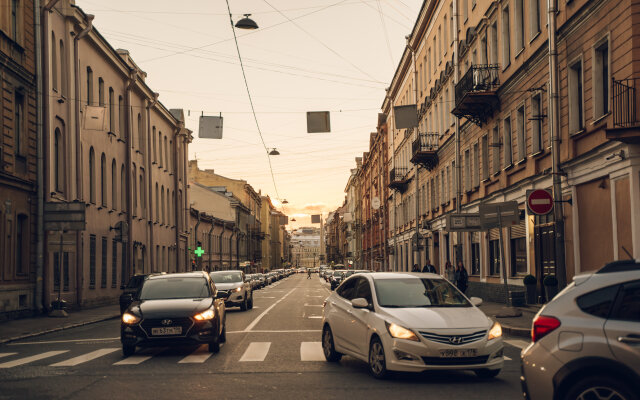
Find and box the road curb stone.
[0,314,119,345]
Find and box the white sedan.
[321,272,504,379]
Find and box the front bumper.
[121,318,218,347]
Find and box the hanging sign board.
[198,115,223,139]
[44,201,86,231]
[82,106,107,131]
[479,201,520,230]
[445,213,481,232]
[393,104,418,129]
[307,111,331,133]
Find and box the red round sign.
[527,189,554,215]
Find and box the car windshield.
[209,272,243,283]
[139,278,210,300]
[374,278,470,308]
[334,272,344,278]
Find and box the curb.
[501,324,531,338]
[0,314,119,345]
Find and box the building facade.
[290,227,321,269]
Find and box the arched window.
[158,130,163,167]
[132,164,137,216]
[161,185,165,224]
[59,40,67,96]
[155,183,159,222]
[171,190,175,225]
[166,188,170,225]
[89,147,96,203]
[169,140,173,172]
[164,136,168,170]
[118,95,124,137]
[109,88,115,133]
[137,113,144,153]
[140,172,145,218]
[98,77,104,106]
[111,159,117,209]
[120,164,126,212]
[51,32,57,90]
[54,128,64,193]
[86,66,93,105]
[152,126,157,163]
[100,153,107,207]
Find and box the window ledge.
[569,128,586,138]
[107,131,116,137]
[503,164,514,172]
[514,47,525,59]
[515,158,527,166]
[531,149,545,158]
[117,138,125,143]
[529,31,541,44]
[108,209,114,214]
[481,177,491,183]
[492,170,501,177]
[591,111,611,126]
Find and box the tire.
[122,344,135,357]
[368,336,388,379]
[322,325,342,362]
[248,293,254,310]
[564,376,637,400]
[219,322,226,343]
[240,295,248,311]
[474,368,501,379]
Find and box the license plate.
[439,348,477,358]
[151,326,182,336]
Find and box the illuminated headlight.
[386,322,419,342]
[194,307,215,321]
[488,321,502,340]
[122,312,140,325]
[234,287,242,293]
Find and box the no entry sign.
[527,189,553,215]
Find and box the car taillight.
[532,315,561,343]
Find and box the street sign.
[47,232,76,252]
[479,201,520,230]
[393,104,418,129]
[527,189,553,215]
[445,213,481,232]
[311,214,321,224]
[44,201,86,231]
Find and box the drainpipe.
[409,37,422,270]
[219,222,225,270]
[172,124,182,271]
[207,219,214,271]
[125,70,137,278]
[146,93,158,271]
[193,210,200,271]
[548,0,566,287]
[73,13,93,307]
[229,227,236,270]
[453,0,462,266]
[386,90,397,271]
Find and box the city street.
[0,275,525,400]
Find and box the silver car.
[521,260,640,400]
[209,271,253,311]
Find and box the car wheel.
[219,322,226,343]
[122,344,135,357]
[240,295,248,311]
[565,376,636,400]
[322,325,342,362]
[474,368,501,379]
[368,336,388,379]
[248,294,254,310]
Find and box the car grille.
[421,355,489,365]
[140,317,194,337]
[217,290,230,298]
[418,330,487,345]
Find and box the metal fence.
[612,77,640,128]
[390,167,408,182]
[412,132,439,154]
[455,64,500,106]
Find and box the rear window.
[576,284,620,318]
[210,272,243,283]
[140,278,210,300]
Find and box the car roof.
[366,272,443,280]
[147,271,208,280]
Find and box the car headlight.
[488,321,502,340]
[122,312,140,325]
[194,307,215,321]
[234,286,242,292]
[386,322,419,341]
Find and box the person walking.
[455,260,469,293]
[307,268,312,279]
[411,264,421,272]
[444,260,455,282]
[422,259,437,274]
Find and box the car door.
[330,277,359,353]
[351,277,375,357]
[604,280,640,376]
[211,280,225,335]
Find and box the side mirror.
[351,298,370,309]
[470,297,483,307]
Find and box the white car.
[322,272,504,379]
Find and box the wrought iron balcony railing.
[612,78,639,128]
[452,64,500,126]
[411,132,439,170]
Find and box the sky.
[76,0,423,228]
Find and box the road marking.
[505,339,530,349]
[304,304,323,307]
[50,348,120,367]
[0,350,69,368]
[307,316,323,319]
[255,297,276,299]
[306,296,323,298]
[178,345,213,364]
[244,288,296,332]
[0,353,17,359]
[300,342,325,361]
[239,342,271,362]
[113,348,166,365]
[8,337,119,346]
[227,330,321,334]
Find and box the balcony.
[452,64,500,126]
[388,167,410,193]
[607,77,640,144]
[411,132,439,170]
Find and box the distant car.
[322,272,503,379]
[324,270,335,283]
[330,270,346,290]
[209,271,253,311]
[521,260,640,400]
[120,271,226,357]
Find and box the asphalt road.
[0,274,525,400]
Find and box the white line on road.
[304,304,323,307]
[178,345,213,364]
[239,342,271,362]
[50,348,120,367]
[113,348,166,365]
[0,353,17,359]
[300,342,325,361]
[0,350,69,368]
[244,288,296,332]
[227,330,321,334]
[505,339,530,349]
[307,316,323,319]
[255,297,275,299]
[306,296,323,298]
[8,337,119,346]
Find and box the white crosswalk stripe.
[113,348,167,365]
[0,350,69,368]
[50,348,120,367]
[300,342,325,361]
[178,344,213,364]
[239,342,271,362]
[0,353,17,359]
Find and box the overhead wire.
[374,0,396,68]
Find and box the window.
[101,237,107,288]
[449,4,454,44]
[52,32,58,90]
[611,281,640,322]
[111,160,117,209]
[473,142,479,187]
[569,59,584,133]
[450,161,455,201]
[54,128,64,192]
[112,239,118,288]
[120,164,126,212]
[441,170,446,205]
[438,26,442,60]
[164,136,169,169]
[14,91,24,156]
[443,17,448,55]
[161,185,165,224]
[490,22,498,65]
[16,214,27,274]
[98,78,104,106]
[511,236,527,275]
[530,0,541,39]
[137,113,144,153]
[89,147,96,204]
[11,0,20,41]
[471,234,480,275]
[336,277,358,300]
[109,88,115,132]
[140,172,145,218]
[515,0,524,52]
[481,135,489,180]
[504,116,513,166]
[158,131,163,167]
[594,40,609,118]
[60,41,67,96]
[464,149,471,192]
[152,127,157,163]
[86,67,93,105]
[355,278,373,305]
[118,96,124,137]
[532,94,542,153]
[502,6,511,66]
[101,153,107,207]
[90,235,96,288]
[489,238,500,275]
[481,35,488,65]
[492,126,500,173]
[577,284,619,318]
[132,164,137,215]
[155,184,159,222]
[517,105,526,161]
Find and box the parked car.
[120,271,226,357]
[324,270,334,283]
[330,270,346,290]
[322,272,503,379]
[521,260,640,400]
[209,270,253,311]
[119,274,152,314]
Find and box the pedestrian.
[422,259,437,274]
[411,264,421,272]
[307,268,312,279]
[444,260,455,282]
[455,260,469,293]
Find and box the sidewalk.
[479,301,540,338]
[0,304,120,345]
